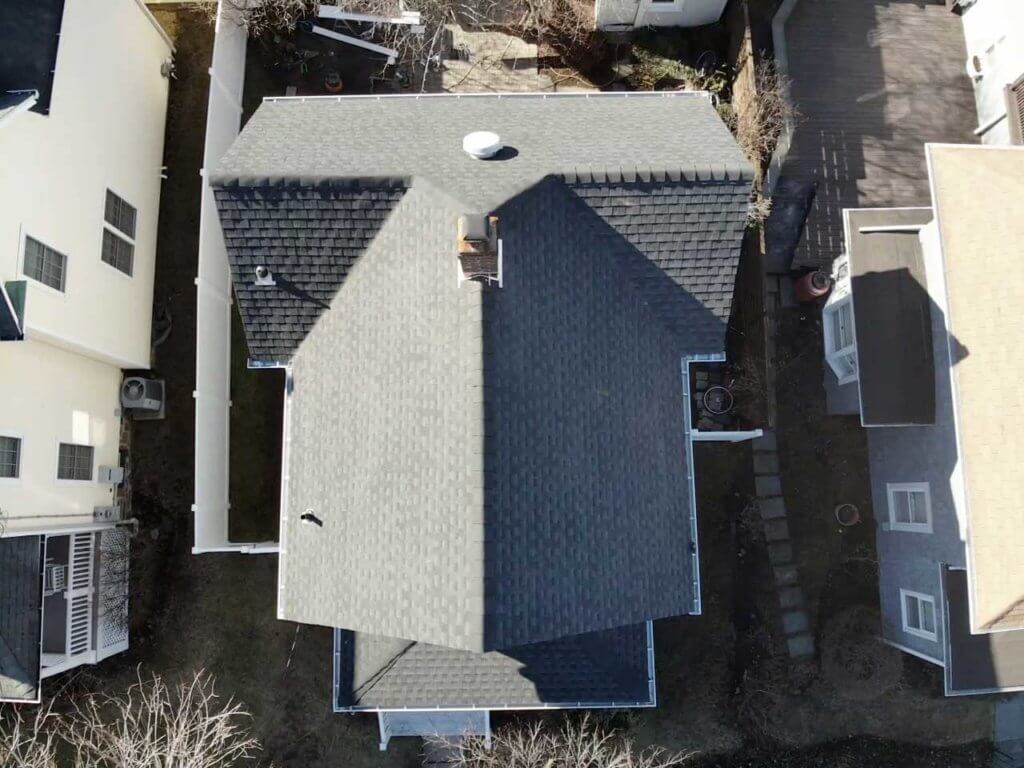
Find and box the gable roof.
[0,0,65,115]
[335,623,653,710]
[213,93,751,365]
[928,145,1024,633]
[215,93,750,651]
[0,536,43,703]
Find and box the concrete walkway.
[994,695,1024,768]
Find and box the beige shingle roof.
[930,144,1024,631]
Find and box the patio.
[770,0,977,272]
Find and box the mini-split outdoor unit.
[121,377,163,411]
[121,377,166,420]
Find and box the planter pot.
[835,503,860,527]
[703,386,734,415]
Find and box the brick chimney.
[457,214,501,285]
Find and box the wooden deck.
[776,0,977,270]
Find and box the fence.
[191,4,275,554]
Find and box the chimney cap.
[463,131,502,160]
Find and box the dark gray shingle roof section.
[943,567,1024,695]
[214,93,750,651]
[334,623,652,709]
[0,0,65,115]
[215,183,404,362]
[847,208,936,426]
[0,536,43,702]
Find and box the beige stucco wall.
[0,340,120,534]
[0,0,171,369]
[0,0,171,535]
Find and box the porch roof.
[0,535,43,702]
[845,207,936,427]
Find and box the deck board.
[777,0,977,270]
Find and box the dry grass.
[450,715,696,768]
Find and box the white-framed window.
[887,482,932,533]
[823,297,858,384]
[900,589,938,641]
[23,235,67,292]
[57,443,94,481]
[101,189,137,276]
[0,435,21,479]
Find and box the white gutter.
[0,90,38,130]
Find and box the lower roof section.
[334,622,654,711]
[0,0,65,115]
[846,208,935,427]
[0,535,43,702]
[944,566,1024,696]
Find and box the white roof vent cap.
[463,131,502,160]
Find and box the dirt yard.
[61,7,994,768]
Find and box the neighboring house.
[824,143,1024,695]
[955,0,1024,144]
[0,0,172,702]
[209,91,753,746]
[595,0,728,30]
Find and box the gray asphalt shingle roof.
[213,93,750,653]
[0,536,42,702]
[0,0,65,115]
[335,623,652,710]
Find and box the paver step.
[767,541,794,565]
[773,564,799,586]
[782,610,810,635]
[752,431,777,453]
[778,586,804,610]
[753,452,780,476]
[786,633,816,658]
[757,496,787,519]
[764,519,790,542]
[755,475,782,497]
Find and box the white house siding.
[594,0,727,29]
[0,339,120,535]
[865,221,967,662]
[0,0,171,370]
[960,0,1024,144]
[0,0,170,537]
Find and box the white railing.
[67,533,95,656]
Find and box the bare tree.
[449,715,694,768]
[63,670,263,768]
[0,706,60,768]
[734,60,794,169]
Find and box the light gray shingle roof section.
[0,536,42,702]
[211,93,752,213]
[335,623,653,710]
[280,178,699,651]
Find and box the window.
[901,589,938,641]
[23,236,67,292]
[823,298,858,383]
[102,229,134,275]
[887,483,932,533]
[102,190,136,276]
[57,443,94,481]
[104,190,136,238]
[0,436,20,478]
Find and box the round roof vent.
[463,131,502,160]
